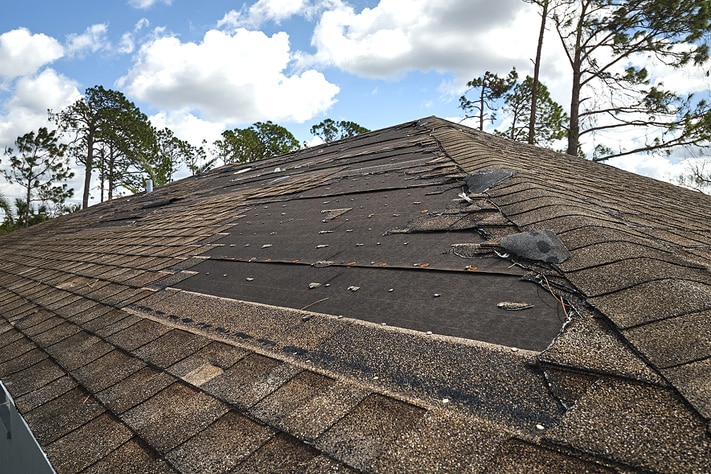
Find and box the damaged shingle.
[464,169,517,194]
[500,230,570,264]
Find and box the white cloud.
[308,0,534,79]
[606,153,692,185]
[0,28,64,80]
[118,32,135,54]
[218,0,338,29]
[65,23,110,57]
[117,18,152,54]
[229,0,308,28]
[149,109,224,148]
[128,0,172,9]
[0,68,81,204]
[119,28,339,124]
[0,69,79,143]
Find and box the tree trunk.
[567,59,582,156]
[108,146,115,201]
[82,134,94,209]
[479,86,485,131]
[528,0,548,144]
[566,8,585,157]
[24,183,31,228]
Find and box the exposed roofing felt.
[0,116,709,472]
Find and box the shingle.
[106,318,172,351]
[121,382,229,452]
[0,346,47,377]
[622,309,711,369]
[22,387,104,445]
[233,432,319,473]
[201,353,301,409]
[73,349,146,392]
[662,358,711,420]
[0,336,41,367]
[0,324,24,348]
[545,378,711,473]
[132,328,211,368]
[539,309,665,384]
[12,308,60,334]
[15,375,77,413]
[371,408,508,473]
[274,379,371,442]
[0,357,65,397]
[315,394,426,472]
[485,439,616,473]
[167,340,249,380]
[249,370,336,429]
[588,279,711,328]
[44,330,114,371]
[165,410,274,473]
[44,413,134,474]
[96,366,175,414]
[80,438,176,474]
[81,309,141,337]
[567,257,708,297]
[30,320,83,347]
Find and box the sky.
[0,0,707,208]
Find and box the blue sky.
[1,0,707,206]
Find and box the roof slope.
[0,117,709,473]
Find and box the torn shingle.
[464,169,517,193]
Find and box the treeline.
[0,85,369,233]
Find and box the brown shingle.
[316,394,426,471]
[44,413,134,474]
[165,410,274,473]
[201,353,301,409]
[22,387,104,445]
[121,382,229,452]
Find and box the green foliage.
[549,0,711,158]
[2,127,74,228]
[460,69,518,130]
[310,119,370,143]
[53,85,158,206]
[155,132,215,177]
[495,76,569,148]
[214,121,300,164]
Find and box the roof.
[0,116,709,473]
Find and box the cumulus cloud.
[0,28,64,80]
[307,0,535,80]
[65,23,111,57]
[118,28,339,123]
[218,0,339,29]
[150,109,224,148]
[218,0,307,29]
[128,0,172,9]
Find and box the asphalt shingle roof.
[1,116,709,472]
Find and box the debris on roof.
[1,116,710,472]
[500,229,571,264]
[464,168,517,193]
